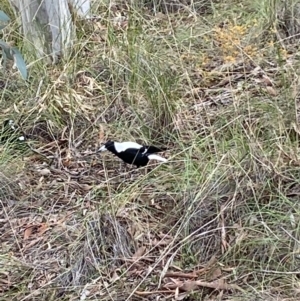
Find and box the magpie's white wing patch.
[114,141,143,153]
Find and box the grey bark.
[8,0,90,63]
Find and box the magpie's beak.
[98,145,107,152]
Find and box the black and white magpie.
[1,119,25,143]
[98,140,167,168]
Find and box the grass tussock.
[1,0,300,300]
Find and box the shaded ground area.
[1,1,300,300]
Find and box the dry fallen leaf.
[164,278,244,292]
[132,246,146,260]
[37,223,49,236]
[266,86,278,96]
[261,74,274,86]
[37,168,51,176]
[196,279,243,291]
[23,226,33,240]
[23,223,49,240]
[181,280,199,291]
[208,267,222,281]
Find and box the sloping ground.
[1,1,300,300]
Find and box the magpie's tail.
[145,145,167,153]
[147,154,168,162]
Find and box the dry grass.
[1,0,300,300]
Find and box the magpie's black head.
[105,140,114,147]
[98,140,115,152]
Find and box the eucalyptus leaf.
[12,47,27,80]
[0,39,14,60]
[1,46,7,68]
[0,39,27,80]
[0,10,10,22]
[0,11,27,80]
[0,10,10,30]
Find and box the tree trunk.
[8,0,90,63]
